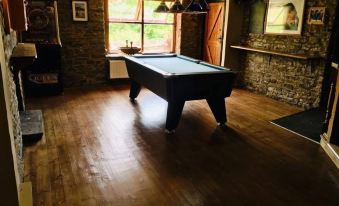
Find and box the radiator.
[109,60,129,79]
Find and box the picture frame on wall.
[264,0,306,35]
[307,7,326,25]
[72,1,88,22]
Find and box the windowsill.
[106,53,125,58]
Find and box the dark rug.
[271,108,326,143]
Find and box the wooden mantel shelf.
[230,45,323,60]
[11,43,37,71]
[12,43,36,58]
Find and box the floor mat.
[271,108,326,143]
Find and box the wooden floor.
[24,85,339,206]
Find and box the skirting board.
[20,182,33,206]
[321,136,339,169]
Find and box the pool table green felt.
[138,56,225,74]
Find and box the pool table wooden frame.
[124,54,236,132]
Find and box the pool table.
[124,54,236,132]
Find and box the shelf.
[11,43,37,71]
[12,43,36,58]
[230,45,322,60]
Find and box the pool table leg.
[165,101,185,133]
[129,80,141,101]
[207,97,227,125]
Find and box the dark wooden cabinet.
[24,43,63,96]
[21,1,63,96]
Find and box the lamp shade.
[154,1,170,13]
[184,0,209,14]
[169,0,185,13]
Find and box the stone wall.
[238,0,337,108]
[180,13,205,59]
[0,7,23,179]
[180,0,205,59]
[58,0,106,87]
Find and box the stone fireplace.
[236,0,338,109]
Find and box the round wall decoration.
[27,9,49,30]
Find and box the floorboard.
[24,85,339,206]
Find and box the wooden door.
[203,2,225,65]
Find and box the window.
[105,0,176,53]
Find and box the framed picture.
[264,0,306,35]
[307,7,326,25]
[72,1,88,22]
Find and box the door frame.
[203,1,227,65]
[221,0,245,70]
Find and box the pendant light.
[184,0,209,14]
[154,0,170,13]
[169,0,185,13]
[154,0,209,14]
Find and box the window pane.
[144,1,174,23]
[108,0,141,22]
[144,24,173,53]
[108,23,141,52]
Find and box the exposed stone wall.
[239,0,337,108]
[180,14,204,59]
[180,0,205,59]
[0,7,23,179]
[58,0,106,87]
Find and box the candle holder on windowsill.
[120,41,141,55]
[119,47,141,55]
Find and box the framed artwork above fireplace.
[264,0,306,35]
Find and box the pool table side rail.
[134,54,199,64]
[124,55,172,76]
[125,58,169,100]
[199,62,231,71]
[124,55,233,77]
[167,72,237,101]
[132,54,230,72]
[176,55,200,63]
[133,54,177,58]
